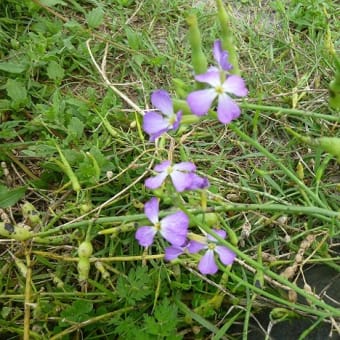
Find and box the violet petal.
[198,250,218,275]
[187,89,217,116]
[195,70,221,87]
[222,75,248,97]
[149,128,171,142]
[154,160,171,172]
[171,171,194,192]
[207,229,226,242]
[144,197,159,224]
[151,89,173,116]
[213,40,232,71]
[215,246,236,265]
[173,162,196,172]
[160,211,188,246]
[187,240,206,253]
[135,226,157,247]
[217,93,241,124]
[213,40,224,65]
[143,111,170,136]
[172,111,182,130]
[164,246,184,261]
[186,174,209,190]
[145,172,168,190]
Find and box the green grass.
[0,0,339,339]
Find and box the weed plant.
[0,0,339,339]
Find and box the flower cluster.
[143,40,248,140]
[135,40,243,275]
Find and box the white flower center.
[215,85,224,95]
[167,114,176,127]
[208,243,216,250]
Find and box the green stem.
[229,124,327,209]
[30,202,339,239]
[240,102,340,122]
[186,209,340,318]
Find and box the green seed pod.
[95,261,110,280]
[186,14,208,75]
[0,222,33,241]
[173,78,189,99]
[296,161,304,180]
[329,56,340,110]
[317,137,340,162]
[78,257,90,281]
[79,202,93,214]
[195,213,219,227]
[78,240,93,258]
[173,99,195,116]
[216,0,240,75]
[22,202,41,227]
[287,127,340,163]
[14,256,28,277]
[51,273,64,289]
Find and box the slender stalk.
[174,199,340,318]
[240,102,340,122]
[229,124,327,208]
[31,202,339,239]
[23,251,32,340]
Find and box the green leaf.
[144,299,180,338]
[0,185,26,208]
[86,7,104,28]
[116,266,152,305]
[39,0,67,6]
[0,62,27,74]
[125,27,140,50]
[66,116,84,142]
[5,79,28,105]
[47,61,65,82]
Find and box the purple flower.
[164,240,204,261]
[189,230,236,275]
[213,40,233,71]
[143,90,182,141]
[187,40,248,124]
[135,197,188,247]
[145,160,209,192]
[187,71,248,124]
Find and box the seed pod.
[78,240,93,258]
[51,272,64,289]
[173,78,189,99]
[186,14,207,75]
[195,213,219,227]
[55,144,81,193]
[286,127,340,163]
[173,99,195,116]
[0,222,33,240]
[95,261,110,280]
[296,161,304,180]
[79,202,93,214]
[329,56,340,110]
[14,256,28,277]
[78,257,90,282]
